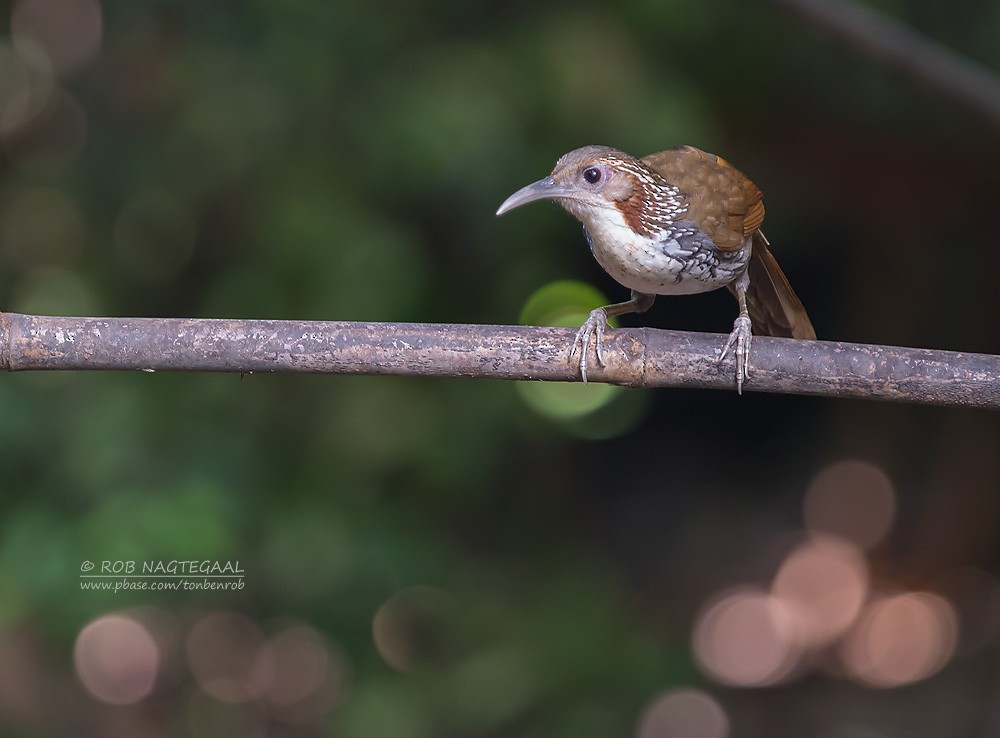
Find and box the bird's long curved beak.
[495,177,577,216]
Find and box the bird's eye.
[583,167,603,185]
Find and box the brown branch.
[1,312,998,409]
[768,0,1000,128]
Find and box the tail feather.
[730,231,816,340]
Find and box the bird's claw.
[570,308,609,383]
[719,315,752,394]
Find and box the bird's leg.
[719,271,752,394]
[571,291,654,383]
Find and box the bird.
[496,145,815,392]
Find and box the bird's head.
[496,146,682,239]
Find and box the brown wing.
[644,146,813,338]
[641,145,763,253]
[734,230,816,339]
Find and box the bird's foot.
[719,315,753,394]
[570,307,610,383]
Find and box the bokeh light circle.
[803,460,896,549]
[263,625,330,707]
[11,0,103,77]
[186,611,268,703]
[692,587,800,687]
[840,592,958,688]
[518,280,620,418]
[372,585,460,672]
[771,534,869,648]
[637,688,729,738]
[74,613,159,705]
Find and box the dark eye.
[583,167,602,185]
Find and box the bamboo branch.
[768,0,1000,128]
[1,312,997,409]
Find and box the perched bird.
[496,145,815,392]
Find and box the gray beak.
[495,176,578,216]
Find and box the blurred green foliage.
[1,0,1000,736]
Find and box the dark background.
[1,0,999,735]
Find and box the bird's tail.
[739,230,816,340]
